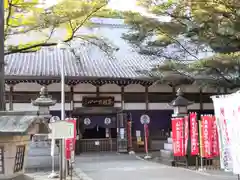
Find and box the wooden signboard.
[82,96,114,107]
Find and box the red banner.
[184,115,189,155]
[201,115,213,158]
[172,117,184,156]
[65,118,77,160]
[211,116,219,157]
[144,124,149,154]
[189,112,199,155]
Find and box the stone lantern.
[169,88,194,117]
[32,86,57,119]
[168,88,194,166]
[26,86,59,171]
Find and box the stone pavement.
[26,171,81,180]
[74,152,237,180]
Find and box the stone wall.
[0,135,29,179]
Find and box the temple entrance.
[83,125,106,139]
[83,125,117,139]
[73,107,126,154]
[73,107,127,154]
[78,115,118,153]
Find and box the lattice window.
[14,145,25,172]
[0,147,4,174]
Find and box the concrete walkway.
[74,153,236,180]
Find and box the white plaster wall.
[201,87,218,93]
[7,83,219,93]
[124,84,145,92]
[47,83,70,92]
[12,83,42,92]
[5,102,213,111]
[177,84,200,93]
[5,83,217,111]
[73,83,96,92]
[148,84,172,92]
[99,84,121,92]
[124,103,212,110]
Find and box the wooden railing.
[79,138,117,153]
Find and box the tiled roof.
[5,45,163,80]
[4,18,212,81]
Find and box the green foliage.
[123,0,240,88]
[95,8,124,18]
[124,0,240,53]
[4,0,121,55]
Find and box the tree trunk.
[0,0,5,110]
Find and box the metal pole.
[0,0,5,111]
[48,137,59,178]
[60,50,66,180]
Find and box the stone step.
[160,149,173,159]
[167,137,172,143]
[164,143,173,151]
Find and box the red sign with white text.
[184,115,189,155]
[65,118,77,160]
[211,116,219,157]
[172,117,184,156]
[201,115,213,158]
[190,112,199,155]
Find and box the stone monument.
[26,86,59,171]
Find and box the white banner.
[229,92,240,174]
[212,95,233,172]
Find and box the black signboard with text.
[82,96,115,107]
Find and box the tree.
[123,0,240,89]
[4,0,122,55]
[1,0,122,110]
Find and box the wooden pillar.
[145,86,149,111]
[121,86,125,110]
[199,88,203,112]
[70,86,74,116]
[172,85,176,97]
[96,86,100,97]
[9,85,13,111]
